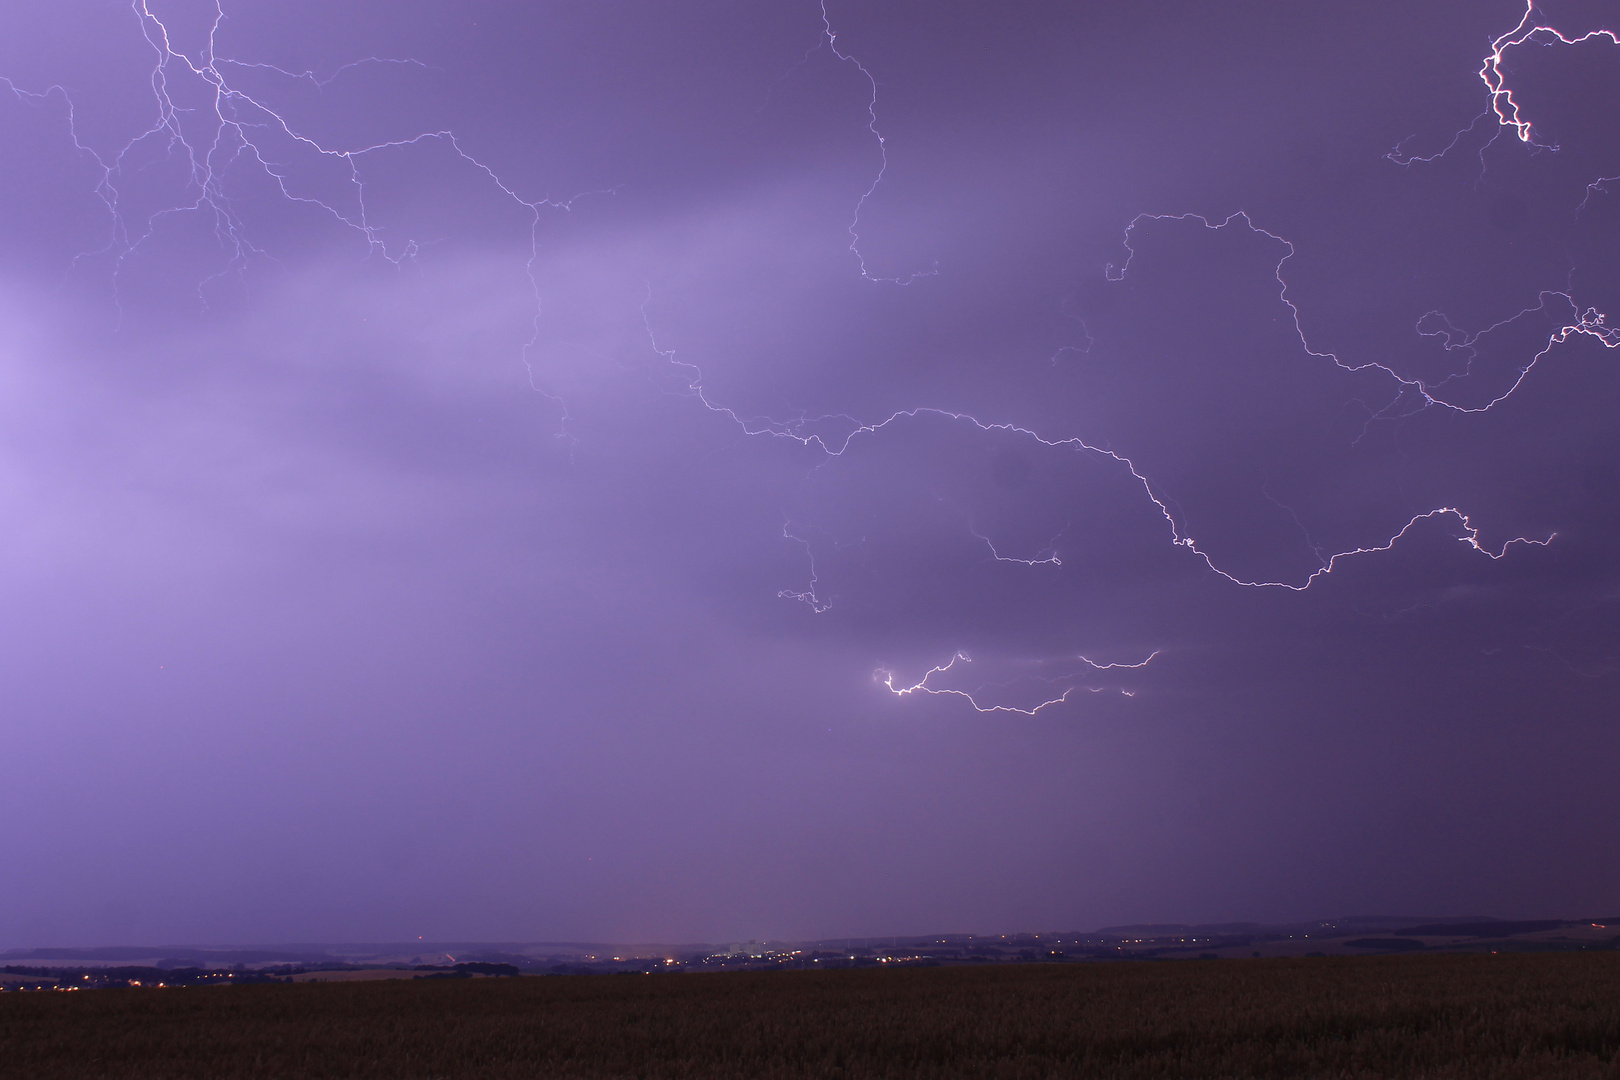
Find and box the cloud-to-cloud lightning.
[1,0,604,431]
[636,2,1618,713]
[1481,2,1620,147]
[5,0,1607,719]
[1109,212,1619,418]
[877,652,1160,715]
[812,1,936,285]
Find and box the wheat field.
[3,952,1618,1078]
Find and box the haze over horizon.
[9,913,1611,962]
[2,0,1617,950]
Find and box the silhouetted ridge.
[1344,938,1426,951]
[1393,920,1566,938]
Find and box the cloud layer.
[1,0,1616,945]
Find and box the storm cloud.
[1,0,1617,946]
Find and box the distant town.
[3,915,1615,991]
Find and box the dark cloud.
[0,0,1616,945]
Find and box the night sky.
[2,1,1617,948]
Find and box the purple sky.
[2,0,1618,948]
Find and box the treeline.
[415,963,522,978]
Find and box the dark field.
[3,953,1619,1079]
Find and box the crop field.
[3,952,1618,1078]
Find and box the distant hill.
[5,916,1615,972]
[1394,920,1568,938]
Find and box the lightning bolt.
[641,208,1564,708]
[641,2,1611,714]
[1110,211,1620,418]
[971,522,1066,568]
[813,1,937,285]
[1,0,607,433]
[1385,111,1499,168]
[1480,3,1619,147]
[646,7,1600,603]
[8,2,1600,717]
[647,340,1557,591]
[777,520,834,613]
[1389,1,1620,199]
[876,651,1160,716]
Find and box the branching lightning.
[1385,110,1499,168]
[9,2,1603,717]
[876,651,1160,715]
[642,205,1565,709]
[636,0,1615,713]
[1,0,604,430]
[971,523,1066,568]
[648,298,1558,591]
[1390,1,1620,197]
[1108,212,1620,417]
[777,520,834,613]
[1480,4,1620,147]
[814,1,937,285]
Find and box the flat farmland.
[3,952,1618,1078]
